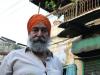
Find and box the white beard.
[27,37,50,53]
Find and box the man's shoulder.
[51,55,61,63]
[7,48,26,56]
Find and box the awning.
[72,35,100,55]
[58,22,92,38]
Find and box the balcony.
[51,0,100,22]
[55,0,100,39]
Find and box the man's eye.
[32,27,48,33]
[32,28,38,32]
[41,28,48,33]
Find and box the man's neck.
[26,47,53,61]
[33,51,48,61]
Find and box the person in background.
[0,14,63,75]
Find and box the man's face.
[28,22,50,52]
[29,22,49,43]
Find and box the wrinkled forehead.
[33,22,47,28]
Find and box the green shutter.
[84,58,100,75]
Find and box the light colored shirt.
[0,48,63,75]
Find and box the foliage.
[30,0,71,12]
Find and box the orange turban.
[27,14,51,36]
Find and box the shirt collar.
[25,47,53,59]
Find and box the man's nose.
[37,30,43,36]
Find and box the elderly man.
[0,14,63,75]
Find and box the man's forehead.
[33,22,47,28]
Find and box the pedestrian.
[0,14,63,75]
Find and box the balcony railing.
[48,0,100,22]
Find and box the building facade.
[49,0,100,75]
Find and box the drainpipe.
[65,39,77,75]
